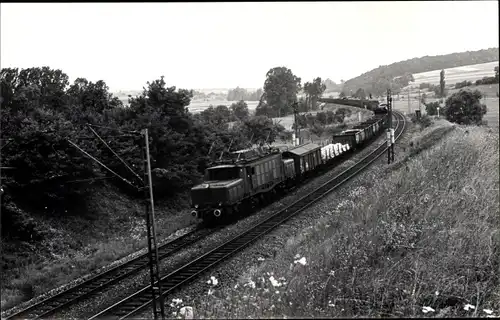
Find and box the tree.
[230,100,249,120]
[315,112,327,125]
[239,116,284,145]
[304,77,327,111]
[425,101,440,116]
[439,69,446,98]
[263,67,302,117]
[444,89,487,125]
[354,88,366,100]
[339,91,346,99]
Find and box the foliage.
[235,116,285,145]
[410,113,433,130]
[263,67,302,117]
[230,100,250,121]
[353,88,366,100]
[339,91,346,98]
[444,89,488,125]
[425,101,441,116]
[343,48,499,95]
[439,69,446,98]
[303,77,326,111]
[455,80,472,89]
[227,87,263,101]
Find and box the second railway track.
[4,226,222,320]
[90,111,406,320]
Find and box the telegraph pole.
[293,102,299,146]
[141,129,166,320]
[387,89,394,164]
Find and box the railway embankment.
[180,119,499,318]
[0,184,197,313]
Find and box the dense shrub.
[444,89,487,125]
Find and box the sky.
[1,1,499,92]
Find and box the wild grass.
[191,122,499,318]
[1,184,196,313]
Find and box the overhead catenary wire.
[67,139,137,189]
[87,123,142,135]
[86,124,144,185]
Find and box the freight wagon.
[190,113,389,223]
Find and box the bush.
[425,102,440,116]
[410,114,433,130]
[444,89,487,125]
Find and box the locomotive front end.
[190,165,245,221]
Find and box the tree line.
[0,67,293,236]
[226,87,263,101]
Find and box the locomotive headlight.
[194,204,199,208]
[219,202,222,206]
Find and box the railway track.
[4,227,222,320]
[90,112,406,320]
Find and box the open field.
[410,61,498,86]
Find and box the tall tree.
[263,67,302,118]
[440,69,446,98]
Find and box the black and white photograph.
[1,1,499,319]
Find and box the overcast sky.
[1,2,498,92]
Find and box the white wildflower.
[264,289,269,293]
[207,276,218,286]
[179,306,194,319]
[294,254,300,259]
[244,280,256,289]
[435,291,439,296]
[234,284,239,289]
[207,288,214,296]
[257,257,265,261]
[328,300,335,307]
[464,304,475,311]
[269,276,282,287]
[422,306,435,313]
[171,298,183,305]
[294,257,307,265]
[275,291,279,294]
[483,309,494,315]
[329,270,335,276]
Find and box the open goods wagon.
[190,113,390,223]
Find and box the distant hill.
[343,47,499,97]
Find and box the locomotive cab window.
[207,167,240,181]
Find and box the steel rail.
[90,112,406,320]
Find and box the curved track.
[4,227,221,320]
[90,112,406,320]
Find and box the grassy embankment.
[1,184,197,312]
[192,119,499,318]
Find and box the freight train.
[190,111,389,224]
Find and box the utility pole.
[387,89,394,164]
[141,129,166,320]
[293,102,299,146]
